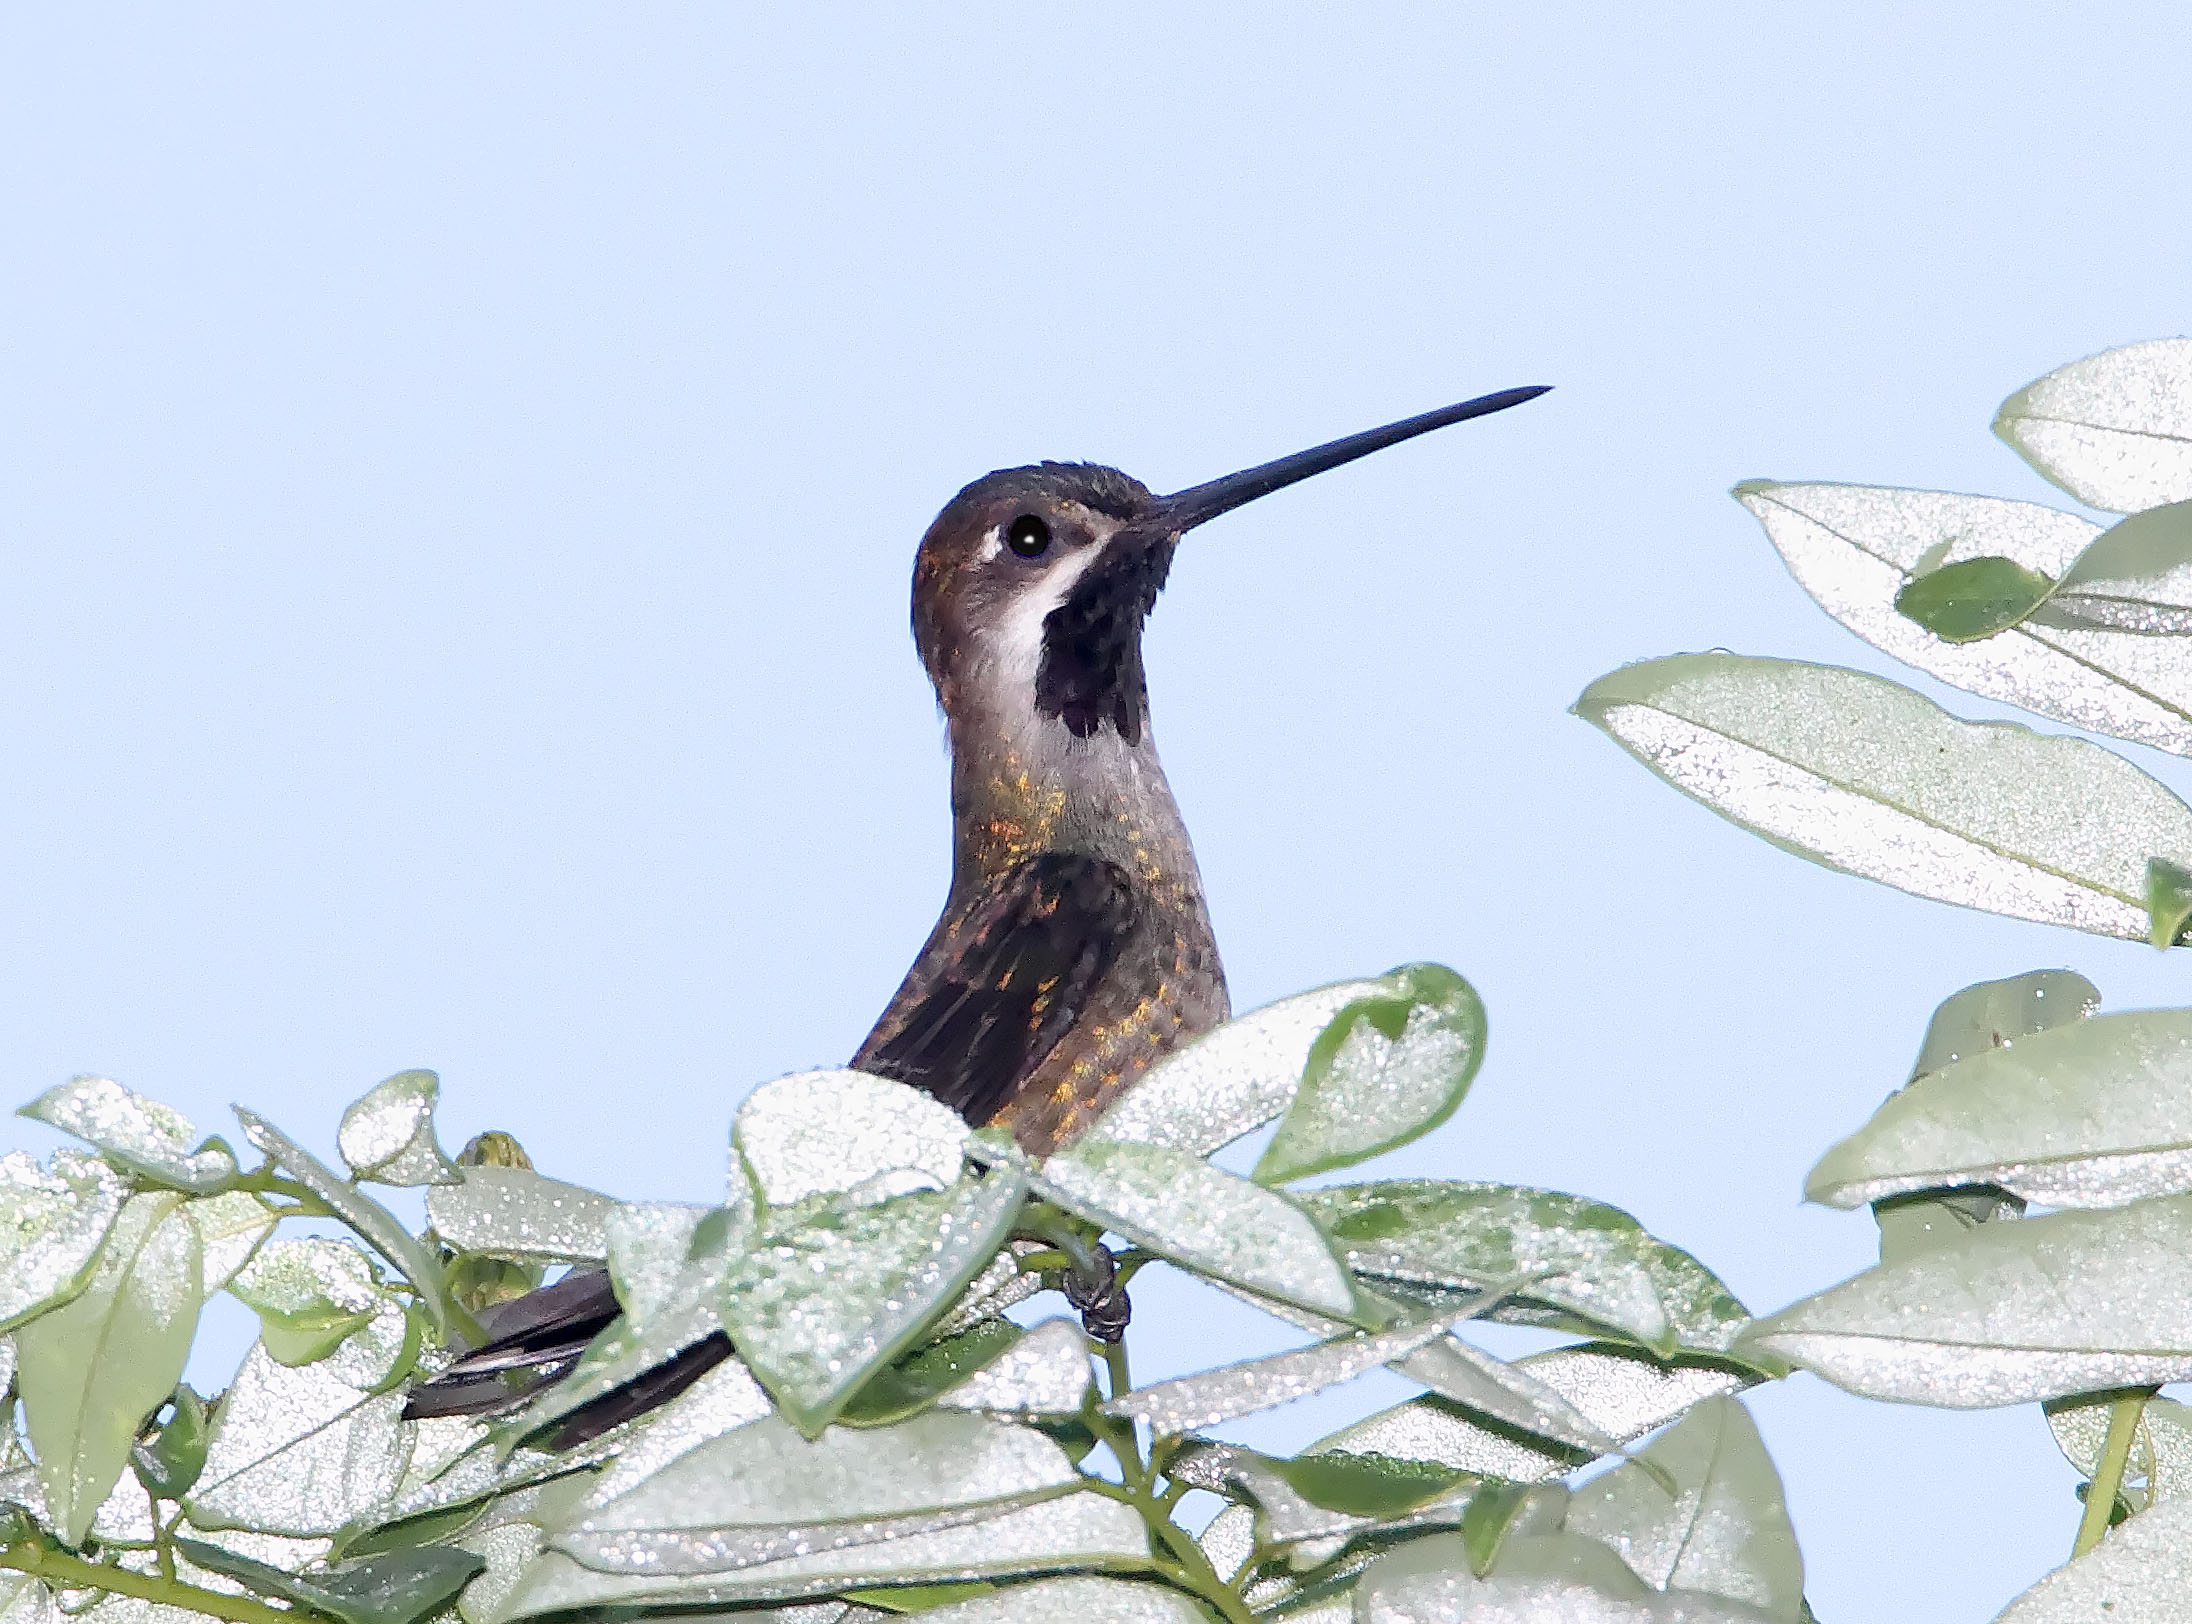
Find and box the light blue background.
[6,7,2190,1618]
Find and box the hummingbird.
[404,385,1549,1432]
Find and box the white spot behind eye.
[977,527,1004,563]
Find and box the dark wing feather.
[854,852,1138,1127]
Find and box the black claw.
[1064,1244,1132,1344]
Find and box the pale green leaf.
[337,1071,459,1188]
[2045,1392,2192,1510]
[187,1341,411,1535]
[1356,1528,1782,1623]
[1907,969,2100,1080]
[2150,858,2192,949]
[176,1539,484,1624]
[1813,1009,2192,1209]
[235,1108,461,1342]
[1254,964,1486,1184]
[1318,1343,1756,1485]
[1035,1139,1355,1318]
[1733,480,2192,757]
[184,1192,279,1293]
[228,1239,414,1388]
[930,1317,1092,1418]
[424,1167,616,1265]
[2034,500,2192,634]
[1103,1316,1465,1436]
[553,1410,1080,1574]
[0,1151,126,1332]
[721,1168,1028,1437]
[20,1077,237,1193]
[604,1200,723,1335]
[1084,975,1397,1156]
[882,1577,1206,1622]
[735,1070,969,1210]
[487,1490,1148,1619]
[1564,1396,1802,1621]
[1742,1195,2192,1405]
[1993,337,2192,512]
[1575,652,2192,939]
[1299,1180,1749,1356]
[17,1192,203,1544]
[1991,1491,2192,1622]
[0,1577,54,1624]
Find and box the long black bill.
[1155,385,1549,532]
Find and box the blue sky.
[6,7,2191,1617]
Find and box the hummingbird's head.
[910,386,1552,749]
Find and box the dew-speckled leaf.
[1992,1491,2192,1623]
[1299,1181,1748,1356]
[0,1578,54,1624]
[1730,481,2192,755]
[2046,1392,2192,1510]
[1894,555,2057,643]
[1907,969,2100,1081]
[185,1192,279,1293]
[176,1538,484,1624]
[16,1192,203,1544]
[425,1166,616,1265]
[1563,1396,1802,1621]
[1084,976,1396,1156]
[2150,859,2192,949]
[1105,1316,1462,1436]
[1273,1449,1472,1519]
[1743,1195,2192,1406]
[1575,653,2192,939]
[883,1577,1205,1622]
[572,1357,776,1510]
[555,1410,1079,1574]
[229,1239,384,1365]
[236,1109,459,1341]
[721,1168,1028,1437]
[2034,500,2192,632]
[337,1071,460,1188]
[1318,1343,1756,1485]
[0,1151,126,1332]
[187,1341,412,1535]
[490,1491,1148,1618]
[840,1319,1025,1427]
[931,1317,1092,1417]
[603,1201,718,1335]
[21,1077,237,1193]
[734,1070,969,1210]
[1356,1529,1782,1624]
[1812,1009,2192,1210]
[1993,337,2192,513]
[1254,965,1486,1184]
[1035,1140,1354,1318]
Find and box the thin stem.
[2072,1390,2151,1560]
[1103,1338,1133,1404]
[0,1542,322,1624]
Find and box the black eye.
[1006,514,1052,558]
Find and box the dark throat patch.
[1034,539,1174,743]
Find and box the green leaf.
[1319,1342,1757,1485]
[1733,479,2192,760]
[1084,974,1401,1156]
[1906,969,2100,1080]
[849,1578,1206,1621]
[2045,1390,2192,1509]
[1564,1396,1804,1621]
[177,1538,485,1624]
[235,1108,464,1344]
[735,1069,969,1210]
[1104,1315,1466,1436]
[0,1151,126,1332]
[1993,337,2192,513]
[20,1076,239,1193]
[130,1385,210,1499]
[337,1071,460,1188]
[1459,1481,1533,1575]
[1272,1449,1471,1519]
[16,1191,204,1544]
[187,1340,411,1535]
[1033,1140,1355,1319]
[720,1168,1028,1437]
[2033,499,2192,634]
[1809,1010,2192,1210]
[841,1319,1026,1427]
[2150,858,2192,948]
[1298,1180,1750,1356]
[1742,1194,2192,1406]
[229,1239,406,1379]
[549,1410,1082,1576]
[186,1190,280,1293]
[1575,652,2192,939]
[423,1166,617,1265]
[926,1318,1092,1418]
[1893,554,2058,642]
[1254,964,1486,1184]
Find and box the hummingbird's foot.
[1063,1243,1132,1344]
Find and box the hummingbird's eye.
[1006,514,1052,558]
